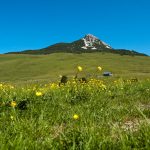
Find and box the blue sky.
[0,0,150,55]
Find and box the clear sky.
[0,0,150,55]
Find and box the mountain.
[6,34,147,56]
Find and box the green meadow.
[0,53,150,83]
[0,53,150,149]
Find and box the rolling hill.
[0,53,149,83]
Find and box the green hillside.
[6,34,147,56]
[0,53,150,83]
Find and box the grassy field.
[0,53,150,83]
[0,78,150,149]
[0,53,150,149]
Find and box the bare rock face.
[84,34,98,44]
[81,34,111,50]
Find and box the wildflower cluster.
[0,66,150,149]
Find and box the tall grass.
[0,76,150,149]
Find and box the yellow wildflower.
[59,75,62,78]
[97,66,102,71]
[77,66,83,72]
[73,114,79,120]
[36,91,43,96]
[10,101,17,107]
[10,86,14,89]
[10,116,14,120]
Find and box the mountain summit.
[81,34,112,50]
[7,34,147,56]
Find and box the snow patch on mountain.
[81,34,111,50]
[82,38,89,47]
[106,45,111,49]
[92,47,97,50]
[81,46,88,49]
[101,41,111,49]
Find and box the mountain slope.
[7,34,147,56]
[0,53,150,83]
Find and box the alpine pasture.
[0,53,150,149]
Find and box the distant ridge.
[6,34,148,56]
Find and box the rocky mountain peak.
[84,34,99,42]
[81,34,111,50]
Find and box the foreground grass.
[0,53,150,83]
[0,77,150,149]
